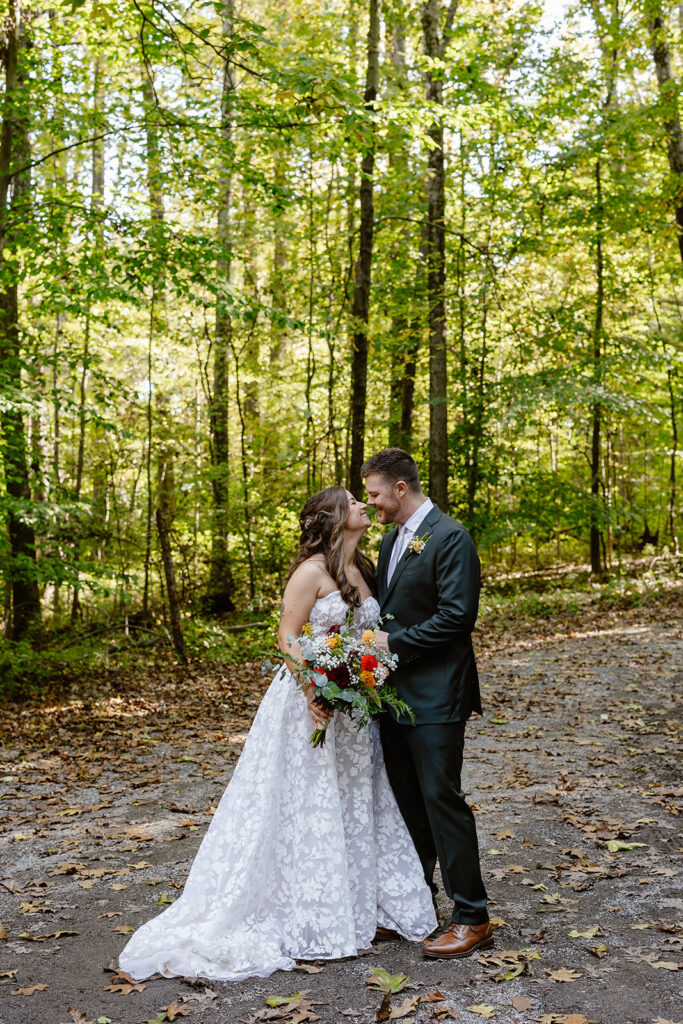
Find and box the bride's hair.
[287,486,376,607]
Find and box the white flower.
[407,532,431,555]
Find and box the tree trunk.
[387,18,420,452]
[205,0,235,614]
[590,159,604,575]
[156,509,188,665]
[0,2,42,640]
[421,0,448,509]
[348,0,380,497]
[648,3,683,265]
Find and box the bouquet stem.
[309,722,329,748]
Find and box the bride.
[118,486,436,982]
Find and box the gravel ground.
[1,597,681,1024]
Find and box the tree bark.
[156,508,188,665]
[648,3,683,265]
[0,2,42,640]
[387,17,420,452]
[421,0,449,509]
[205,0,235,614]
[348,0,380,496]
[590,159,604,575]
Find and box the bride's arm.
[278,563,332,728]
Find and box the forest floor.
[0,591,681,1024]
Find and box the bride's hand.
[305,686,332,728]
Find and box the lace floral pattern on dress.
[118,592,436,982]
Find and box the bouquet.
[290,614,413,747]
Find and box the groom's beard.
[373,500,401,525]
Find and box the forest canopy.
[0,0,681,646]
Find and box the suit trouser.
[379,715,489,925]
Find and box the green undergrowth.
[479,554,682,626]
[1,556,680,700]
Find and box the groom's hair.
[361,448,422,492]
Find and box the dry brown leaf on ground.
[586,942,610,957]
[467,1006,496,1019]
[0,968,17,978]
[161,1002,192,1020]
[652,1018,683,1024]
[103,979,146,994]
[568,925,601,938]
[429,1008,459,1020]
[292,963,324,973]
[421,990,445,1002]
[547,967,583,982]
[60,1010,94,1024]
[510,997,533,1011]
[181,986,217,1003]
[539,1015,592,1024]
[12,983,49,995]
[389,995,420,1019]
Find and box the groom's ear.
[395,480,408,499]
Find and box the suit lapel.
[382,504,442,604]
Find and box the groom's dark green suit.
[377,503,489,925]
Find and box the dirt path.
[1,598,681,1024]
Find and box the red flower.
[327,623,342,635]
[327,664,351,688]
[360,654,378,672]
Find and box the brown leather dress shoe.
[373,926,401,942]
[422,921,494,959]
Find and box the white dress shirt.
[386,498,434,584]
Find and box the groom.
[362,448,492,959]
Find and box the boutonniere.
[407,532,431,554]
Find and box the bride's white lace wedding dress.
[118,592,436,982]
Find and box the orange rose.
[359,670,376,687]
[361,629,375,646]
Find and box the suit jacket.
[377,504,482,725]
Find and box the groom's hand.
[376,630,390,651]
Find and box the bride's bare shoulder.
[286,557,336,599]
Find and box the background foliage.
[0,0,681,667]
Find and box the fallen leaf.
[389,995,420,1019]
[103,980,146,994]
[467,1006,495,1019]
[18,929,79,941]
[511,997,533,1012]
[113,924,134,934]
[60,1010,95,1024]
[12,983,48,995]
[587,943,609,958]
[422,990,445,1002]
[293,964,324,974]
[649,961,680,971]
[0,921,7,940]
[265,993,304,1008]
[0,968,18,978]
[547,968,582,982]
[568,926,601,939]
[365,969,415,994]
[161,1003,192,1020]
